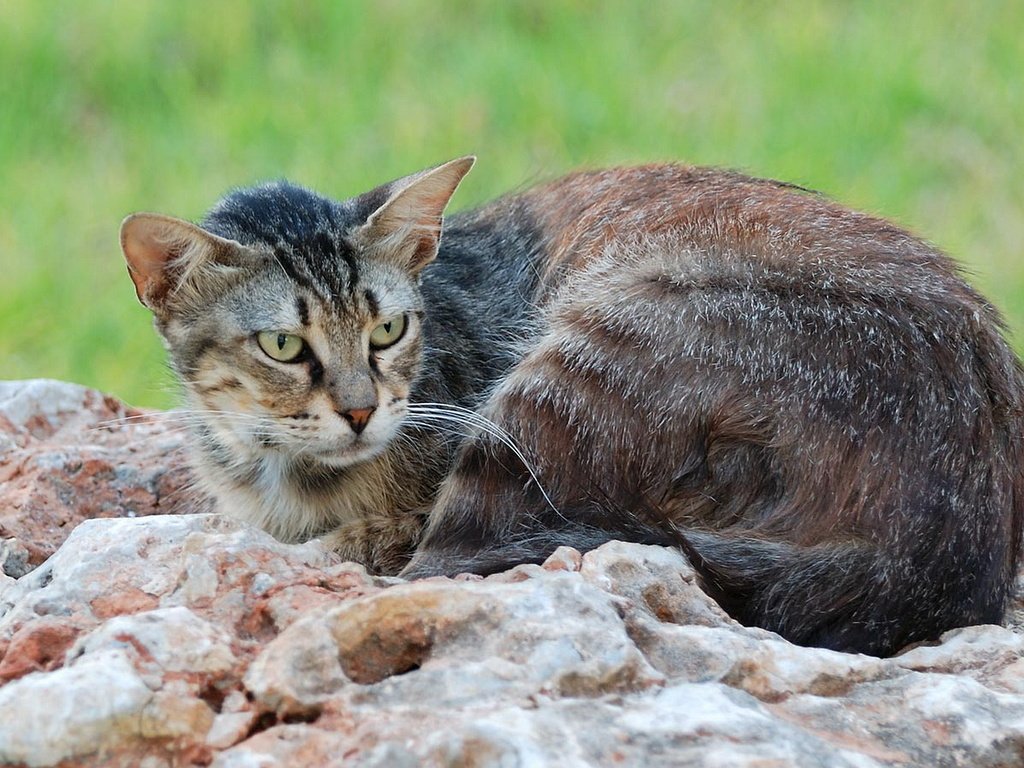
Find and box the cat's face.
[120,158,474,468]
[165,253,425,468]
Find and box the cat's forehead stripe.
[205,181,364,303]
[272,238,356,306]
[271,246,316,292]
[339,247,360,297]
[291,231,350,300]
[364,289,379,318]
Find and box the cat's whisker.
[408,403,531,454]
[88,420,199,437]
[405,416,535,480]
[405,408,524,453]
[91,416,174,432]
[405,403,560,516]
[92,408,271,431]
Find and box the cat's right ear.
[120,213,245,312]
[353,156,476,274]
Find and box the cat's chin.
[236,427,396,471]
[294,441,389,470]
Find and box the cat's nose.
[339,406,376,435]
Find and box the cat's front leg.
[401,378,626,579]
[401,428,625,578]
[399,425,552,578]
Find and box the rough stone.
[0,379,198,575]
[3,380,1024,767]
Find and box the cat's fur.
[121,158,1024,656]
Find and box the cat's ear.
[355,156,475,273]
[120,213,247,312]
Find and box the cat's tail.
[664,529,892,653]
[657,523,1019,657]
[404,498,897,652]
[404,503,890,651]
[405,511,1005,658]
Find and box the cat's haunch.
[121,158,1024,657]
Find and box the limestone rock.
[3,380,1024,766]
[0,379,197,575]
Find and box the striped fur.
[123,161,1024,656]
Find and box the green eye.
[257,331,305,362]
[369,314,407,350]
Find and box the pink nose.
[340,406,375,435]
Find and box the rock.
[0,379,199,575]
[0,648,158,766]
[3,379,1024,766]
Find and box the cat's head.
[120,157,474,469]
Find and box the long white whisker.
[407,410,529,460]
[92,409,270,431]
[405,403,560,516]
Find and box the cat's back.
[438,163,1022,427]
[497,164,1021,410]
[465,164,987,320]
[459,163,1024,533]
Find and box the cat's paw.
[320,515,422,576]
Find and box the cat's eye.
[369,314,407,350]
[257,331,306,362]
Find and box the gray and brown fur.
[121,160,1024,656]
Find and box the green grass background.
[1,1,1021,408]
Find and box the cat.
[120,157,1024,657]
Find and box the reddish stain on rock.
[90,588,161,620]
[0,381,202,575]
[0,617,82,683]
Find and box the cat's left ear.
[120,213,247,313]
[354,156,475,273]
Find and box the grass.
[1,0,1021,408]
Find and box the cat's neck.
[189,423,450,543]
[413,203,548,407]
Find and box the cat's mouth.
[248,423,388,467]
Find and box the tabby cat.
[120,157,1024,656]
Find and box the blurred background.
[1,1,1021,408]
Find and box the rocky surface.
[2,380,1024,767]
[0,379,197,577]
